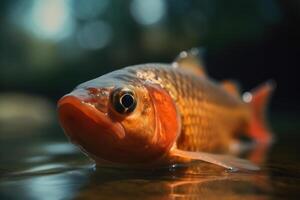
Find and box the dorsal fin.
[172,48,206,77]
[221,80,240,97]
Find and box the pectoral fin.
[171,149,259,171]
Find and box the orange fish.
[58,49,274,171]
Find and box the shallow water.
[0,114,299,200]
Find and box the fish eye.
[111,88,137,114]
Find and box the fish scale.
[131,64,250,152]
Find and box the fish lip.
[58,95,126,141]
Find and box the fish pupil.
[111,88,137,114]
[121,94,134,108]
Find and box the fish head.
[58,78,180,165]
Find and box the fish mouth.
[57,95,125,158]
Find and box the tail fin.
[243,81,275,144]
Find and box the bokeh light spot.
[243,92,253,103]
[130,0,167,26]
[72,0,109,20]
[25,0,74,41]
[77,20,113,50]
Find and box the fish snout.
[65,88,110,113]
[57,93,126,157]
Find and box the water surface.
[0,114,299,200]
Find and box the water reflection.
[72,163,272,200]
[42,142,78,155]
[0,139,274,200]
[1,120,300,199]
[1,162,272,200]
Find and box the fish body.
[58,49,274,170]
[97,64,249,152]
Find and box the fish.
[58,49,274,171]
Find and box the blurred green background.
[1,1,300,199]
[0,0,299,131]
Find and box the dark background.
[0,0,299,112]
[0,2,299,199]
